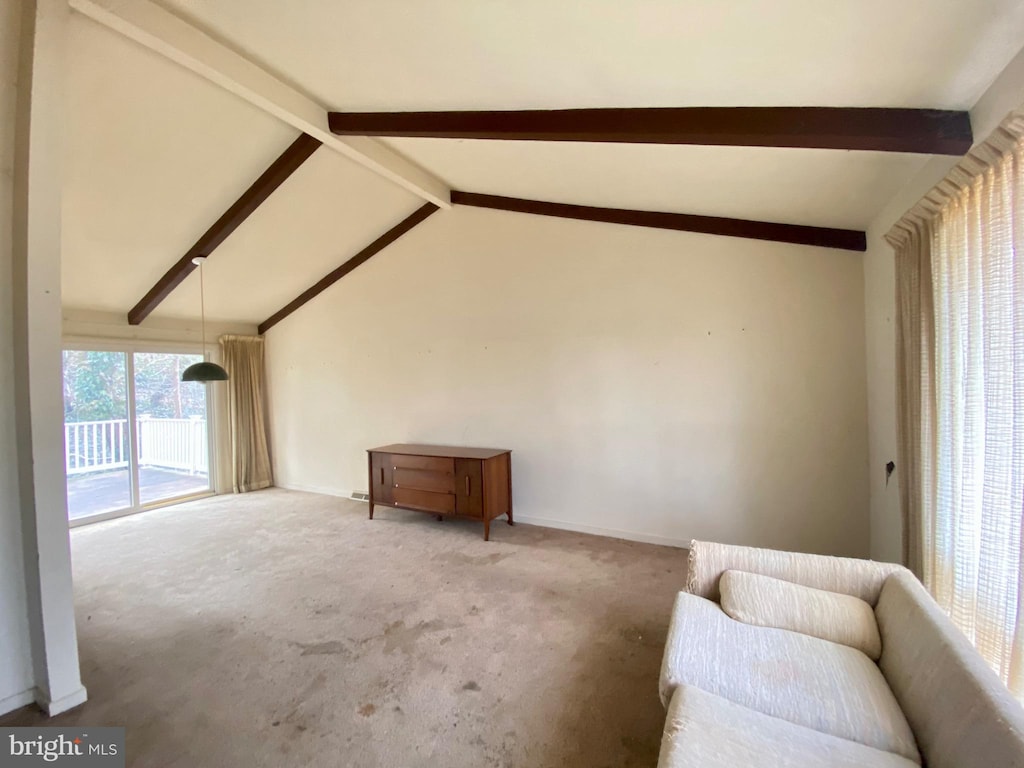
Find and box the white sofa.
[657,540,1024,768]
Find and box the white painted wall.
[266,206,870,556]
[0,0,36,716]
[864,46,1024,562]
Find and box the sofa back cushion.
[720,570,882,659]
[687,540,907,606]
[876,570,1024,768]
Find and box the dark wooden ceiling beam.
[328,107,972,155]
[258,202,439,334]
[127,132,322,325]
[450,191,866,251]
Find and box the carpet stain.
[294,640,350,656]
[462,681,481,692]
[436,551,513,567]
[621,734,645,753]
[570,536,645,567]
[617,622,664,648]
[381,619,458,655]
[357,704,376,717]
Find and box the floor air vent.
[350,491,369,502]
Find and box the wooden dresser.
[367,444,513,541]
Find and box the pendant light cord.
[199,260,208,359]
[180,255,227,382]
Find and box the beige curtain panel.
[892,220,935,577]
[220,335,273,493]
[888,107,1024,697]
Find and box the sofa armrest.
[686,540,906,606]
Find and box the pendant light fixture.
[181,256,229,383]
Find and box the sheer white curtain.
[890,111,1024,696]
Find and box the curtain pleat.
[889,107,1024,698]
[219,335,273,493]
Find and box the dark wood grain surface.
[451,191,867,251]
[329,106,972,155]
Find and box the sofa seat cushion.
[658,684,921,768]
[660,592,920,763]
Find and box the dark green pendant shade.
[182,361,229,382]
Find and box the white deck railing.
[137,417,208,475]
[64,417,208,476]
[64,419,129,475]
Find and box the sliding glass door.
[63,350,132,520]
[134,352,210,505]
[62,347,214,523]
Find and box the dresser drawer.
[389,454,455,473]
[393,487,455,514]
[393,467,454,493]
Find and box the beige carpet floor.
[1,489,687,767]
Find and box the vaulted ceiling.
[157,0,1024,111]
[62,0,1024,326]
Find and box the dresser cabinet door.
[370,452,394,504]
[455,459,483,518]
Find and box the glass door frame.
[63,337,219,528]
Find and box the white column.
[0,0,35,717]
[12,0,87,715]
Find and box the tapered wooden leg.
[505,453,514,526]
[367,452,375,519]
[484,518,491,541]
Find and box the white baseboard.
[0,688,36,716]
[36,685,88,716]
[274,482,352,498]
[513,514,690,549]
[275,484,688,548]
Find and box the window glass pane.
[62,350,131,520]
[134,352,211,504]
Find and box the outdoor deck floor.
[67,468,210,520]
